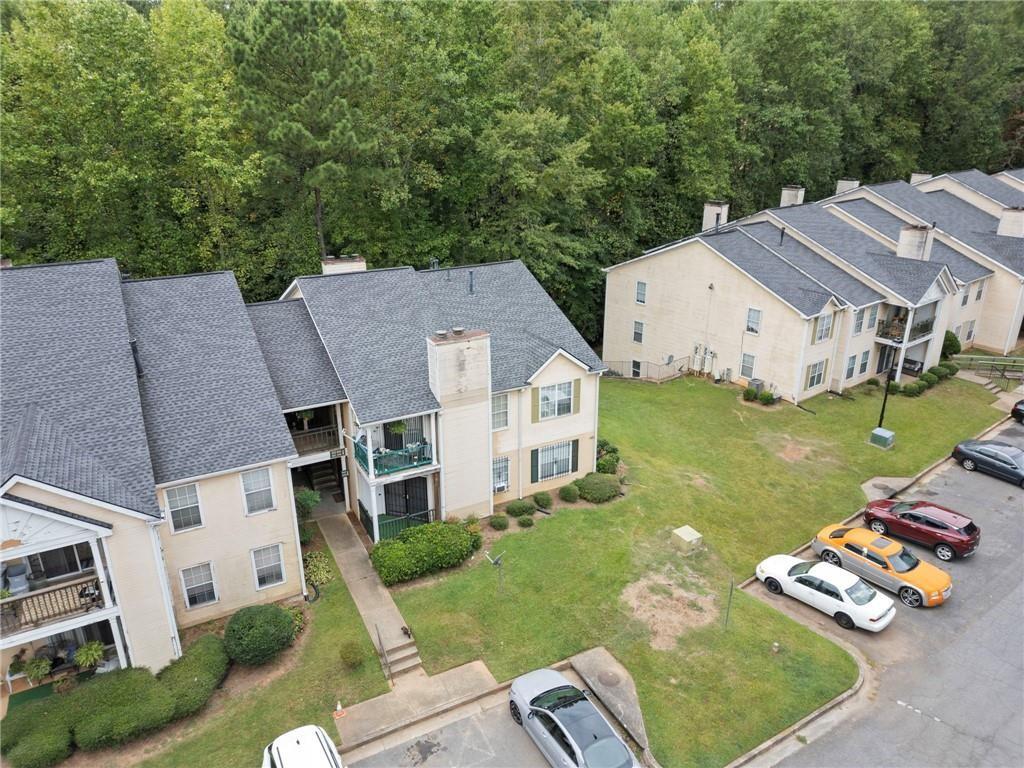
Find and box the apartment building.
[603,168,1023,403]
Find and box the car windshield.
[845,580,877,606]
[532,685,586,711]
[581,736,633,768]
[889,547,919,573]
[787,561,815,577]
[1005,449,1024,468]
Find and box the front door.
[383,476,429,516]
[876,345,895,375]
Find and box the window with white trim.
[491,393,509,430]
[960,289,969,307]
[537,441,573,481]
[965,320,975,341]
[252,544,285,589]
[846,354,856,379]
[859,350,870,374]
[806,360,826,389]
[492,456,510,493]
[746,308,762,335]
[975,283,983,301]
[633,320,644,343]
[954,324,963,340]
[539,382,573,419]
[853,309,864,335]
[241,468,274,515]
[631,360,641,378]
[867,305,878,331]
[813,314,833,344]
[181,562,216,608]
[740,353,755,379]
[167,484,202,532]
[635,281,647,305]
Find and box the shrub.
[370,522,476,585]
[464,514,479,526]
[559,484,579,503]
[742,387,758,401]
[71,668,175,751]
[5,725,72,768]
[73,641,105,671]
[577,473,621,504]
[887,381,901,394]
[303,550,335,587]
[285,605,306,639]
[517,516,534,528]
[54,676,79,696]
[464,521,483,550]
[940,361,959,375]
[597,438,618,455]
[596,452,619,474]
[299,523,315,546]
[506,499,534,517]
[942,329,961,359]
[0,693,73,758]
[338,639,365,670]
[533,491,552,509]
[294,488,321,522]
[902,382,922,397]
[224,605,294,666]
[929,365,949,380]
[758,391,775,405]
[489,514,509,530]
[866,377,880,387]
[158,635,229,720]
[920,372,938,388]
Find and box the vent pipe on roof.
[909,172,932,185]
[436,329,448,339]
[452,326,465,336]
[469,270,474,295]
[779,226,786,246]
[835,178,860,195]
[702,201,729,232]
[779,185,805,207]
[997,207,1024,238]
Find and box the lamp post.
[877,364,897,429]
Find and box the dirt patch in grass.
[765,433,836,464]
[620,574,718,651]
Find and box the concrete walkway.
[318,513,424,680]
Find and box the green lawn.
[141,531,387,768]
[395,377,999,767]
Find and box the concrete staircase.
[383,636,423,680]
[310,463,340,496]
[982,379,1003,396]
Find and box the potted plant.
[0,587,11,600]
[72,641,105,671]
[297,409,315,431]
[24,657,52,685]
[387,420,406,436]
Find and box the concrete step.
[384,638,417,657]
[389,654,423,678]
[387,646,421,667]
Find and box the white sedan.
[261,725,343,768]
[756,555,896,632]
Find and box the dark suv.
[863,500,980,561]
[1013,400,1024,423]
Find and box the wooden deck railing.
[0,575,103,634]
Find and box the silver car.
[509,669,639,768]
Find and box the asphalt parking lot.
[750,420,1024,768]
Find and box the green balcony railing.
[353,441,433,477]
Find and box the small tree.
[942,330,961,359]
[294,488,321,522]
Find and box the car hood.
[903,559,952,592]
[512,668,573,703]
[757,554,804,576]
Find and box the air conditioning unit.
[494,483,508,493]
[749,378,764,395]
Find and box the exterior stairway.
[382,636,423,680]
[310,463,340,497]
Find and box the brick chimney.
[321,255,367,275]
[702,201,729,232]
[779,185,805,208]
[896,224,934,261]
[835,178,860,195]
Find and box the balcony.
[876,317,935,344]
[290,425,340,456]
[0,575,104,635]
[353,441,433,477]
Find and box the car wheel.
[899,587,923,608]
[821,549,841,566]
[961,458,976,471]
[834,612,855,630]
[509,700,522,726]
[934,543,955,562]
[764,577,783,595]
[869,519,888,535]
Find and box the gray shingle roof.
[297,261,605,425]
[831,199,992,284]
[122,273,296,484]
[996,167,1024,182]
[769,204,948,304]
[247,300,346,411]
[944,169,1024,208]
[0,260,160,515]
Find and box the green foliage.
[224,605,294,666]
[939,361,959,375]
[533,491,552,509]
[285,606,306,639]
[72,641,105,671]
[303,550,335,587]
[4,725,72,768]
[920,372,938,388]
[506,500,535,517]
[929,366,950,380]
[157,635,230,720]
[72,668,176,751]
[337,639,365,670]
[299,522,315,546]
[596,453,620,474]
[24,657,52,684]
[743,387,758,401]
[559,484,580,503]
[887,382,901,395]
[464,521,483,551]
[597,438,618,455]
[866,378,880,387]
[942,330,962,359]
[577,472,621,504]
[901,381,924,397]
[294,488,321,522]
[489,514,509,531]
[517,516,535,528]
[370,522,476,586]
[758,391,775,405]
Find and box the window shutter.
[530,449,539,484]
[531,387,540,423]
[572,379,581,414]
[571,440,579,472]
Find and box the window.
[181,563,217,608]
[959,289,968,307]
[975,283,984,301]
[167,484,202,532]
[965,320,975,341]
[843,543,865,557]
[845,354,856,380]
[859,350,870,375]
[740,353,755,379]
[631,360,641,378]
[954,324,962,340]
[813,314,833,344]
[29,543,94,581]
[252,544,285,589]
[632,320,644,344]
[492,456,510,493]
[867,305,878,331]
[635,281,647,305]
[241,468,274,515]
[491,393,509,430]
[539,382,573,419]
[746,308,762,335]
[806,360,826,389]
[537,441,573,481]
[864,550,888,568]
[853,309,864,335]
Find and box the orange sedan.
[811,525,952,608]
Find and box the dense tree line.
[3,0,1022,342]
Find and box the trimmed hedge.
[158,635,229,719]
[5,726,72,768]
[517,516,534,528]
[72,668,175,751]
[506,499,535,517]
[224,605,294,666]
[887,382,901,394]
[1,695,74,763]
[559,484,579,503]
[532,491,552,509]
[596,453,619,474]
[939,360,959,375]
[742,387,758,401]
[298,522,315,546]
[920,372,938,388]
[928,365,949,380]
[942,329,961,359]
[577,473,621,503]
[902,381,924,397]
[370,521,476,586]
[489,514,509,530]
[866,377,880,386]
[758,391,774,405]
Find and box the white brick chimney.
[702,201,730,231]
[909,172,932,185]
[997,207,1024,238]
[835,178,860,195]
[896,224,934,261]
[779,185,805,208]
[321,255,367,275]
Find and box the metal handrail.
[375,623,392,682]
[603,356,690,382]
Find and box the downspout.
[147,520,183,659]
[516,388,524,500]
[286,464,308,599]
[592,374,601,472]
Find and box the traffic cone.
[333,700,346,719]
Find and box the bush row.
[742,387,776,405]
[885,360,959,397]
[370,521,476,586]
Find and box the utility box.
[870,427,895,450]
[749,378,764,395]
[672,525,703,555]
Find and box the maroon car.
[863,500,980,562]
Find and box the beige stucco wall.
[4,483,178,671]
[158,460,301,629]
[971,270,1024,354]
